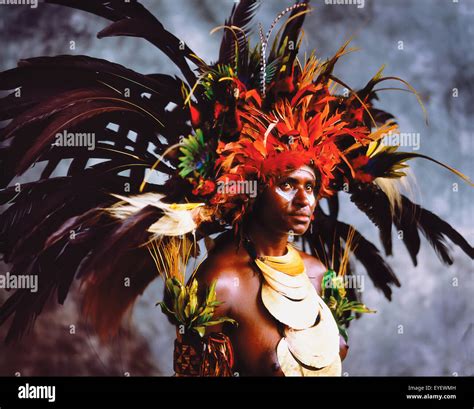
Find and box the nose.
[293,187,310,208]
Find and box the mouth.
[289,213,311,223]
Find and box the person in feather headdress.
[0,0,472,376]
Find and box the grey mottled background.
[0,0,473,376]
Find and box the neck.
[245,219,289,257]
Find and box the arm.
[172,257,238,376]
[194,256,238,333]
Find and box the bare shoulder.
[193,237,246,313]
[297,249,327,277]
[297,249,328,294]
[195,244,239,287]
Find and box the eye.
[305,183,314,192]
[280,181,292,190]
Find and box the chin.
[289,222,310,235]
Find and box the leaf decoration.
[321,269,376,343]
[158,278,237,338]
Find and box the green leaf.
[207,280,217,303]
[179,146,192,156]
[165,278,179,299]
[178,169,193,178]
[184,302,191,320]
[321,269,336,293]
[339,326,349,343]
[189,294,198,317]
[201,317,238,327]
[158,301,172,315]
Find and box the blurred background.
[0,0,472,376]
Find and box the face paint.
[306,190,316,206]
[275,186,297,202]
[299,168,316,179]
[275,184,316,205]
[274,166,318,205]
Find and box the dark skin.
[194,166,348,376]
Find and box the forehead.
[278,166,316,182]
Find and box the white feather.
[106,193,205,237]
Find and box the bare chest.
[228,268,322,375]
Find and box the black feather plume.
[350,182,393,256]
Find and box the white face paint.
[275,185,297,202]
[274,167,317,206]
[275,186,316,206]
[306,189,316,206]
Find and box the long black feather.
[218,0,260,71]
[306,203,400,300]
[401,195,474,263]
[269,0,310,73]
[350,182,393,256]
[45,0,202,86]
[393,195,421,266]
[335,220,401,300]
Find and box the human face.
[256,166,318,236]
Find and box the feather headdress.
[0,0,472,342]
